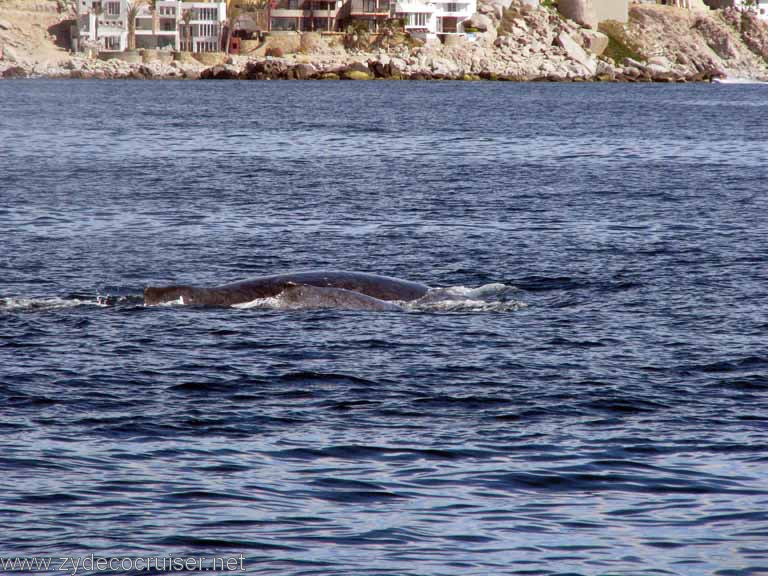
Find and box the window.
[365,0,376,11]
[408,12,427,26]
[104,35,120,49]
[105,1,120,15]
[196,39,217,52]
[194,22,218,36]
[196,7,217,20]
[444,2,458,12]
[271,16,297,30]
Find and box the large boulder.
[466,12,493,32]
[341,69,372,80]
[368,59,388,78]
[293,63,317,79]
[200,64,240,80]
[581,29,608,56]
[556,31,597,76]
[1,45,19,63]
[346,60,371,74]
[243,59,286,79]
[558,0,597,30]
[2,66,27,78]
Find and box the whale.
[143,271,429,308]
[271,284,404,311]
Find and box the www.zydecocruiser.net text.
[1,554,246,574]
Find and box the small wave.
[406,298,527,313]
[406,283,527,313]
[0,294,145,312]
[0,297,101,312]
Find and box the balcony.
[395,1,434,14]
[434,2,470,15]
[349,0,391,15]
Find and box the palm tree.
[223,2,241,53]
[343,21,370,51]
[126,0,147,50]
[92,2,103,49]
[182,8,193,52]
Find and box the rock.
[368,59,388,78]
[466,13,493,32]
[623,57,645,70]
[0,19,12,31]
[294,63,317,79]
[555,31,597,76]
[243,59,286,80]
[2,66,27,78]
[341,69,372,80]
[2,45,19,63]
[581,29,608,56]
[558,0,597,30]
[346,60,370,74]
[138,65,155,79]
[645,63,670,77]
[647,55,672,69]
[201,64,239,80]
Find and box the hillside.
[0,0,74,73]
[606,4,768,80]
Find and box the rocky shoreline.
[2,1,768,82]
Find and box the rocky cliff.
[2,0,768,81]
[0,0,73,74]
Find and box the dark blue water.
[1,80,767,576]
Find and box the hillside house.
[74,0,226,53]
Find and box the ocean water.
[1,79,767,576]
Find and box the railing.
[349,0,391,14]
[395,2,434,13]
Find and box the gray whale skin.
[144,271,429,307]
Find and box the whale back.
[277,284,403,311]
[144,271,428,307]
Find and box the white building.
[74,0,226,53]
[75,0,129,52]
[395,0,475,39]
[134,0,181,50]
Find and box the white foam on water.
[401,283,526,312]
[0,297,101,312]
[155,296,188,307]
[405,298,528,313]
